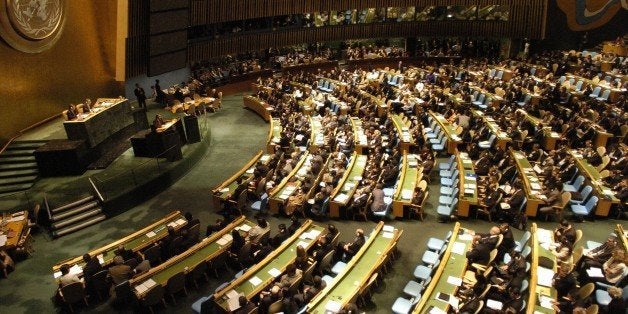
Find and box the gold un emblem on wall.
[0,0,67,53]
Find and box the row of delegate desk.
[412,222,474,313]
[510,148,618,218]
[213,220,323,311]
[52,214,258,301]
[307,222,402,313]
[52,211,187,277]
[527,223,628,313]
[428,111,463,154]
[131,216,253,298]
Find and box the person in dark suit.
[233,295,255,314]
[287,215,301,235]
[154,79,166,106]
[66,104,78,120]
[498,223,516,256]
[553,219,577,245]
[337,229,365,261]
[271,224,289,248]
[152,114,165,131]
[466,227,500,264]
[184,212,200,230]
[552,265,577,298]
[258,284,282,314]
[134,83,147,109]
[82,253,103,283]
[501,183,525,223]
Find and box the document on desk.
[586,267,604,278]
[537,267,554,287]
[447,276,463,286]
[238,224,252,232]
[429,306,447,314]
[268,268,282,278]
[249,276,262,286]
[296,241,309,248]
[0,235,7,246]
[326,300,342,312]
[538,294,554,309]
[452,242,466,255]
[145,231,156,238]
[382,232,394,239]
[226,289,239,299]
[227,296,241,311]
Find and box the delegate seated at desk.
[152,114,165,131]
[66,104,78,121]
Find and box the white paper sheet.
[452,242,466,255]
[249,276,262,286]
[537,267,555,287]
[586,267,604,278]
[447,276,463,286]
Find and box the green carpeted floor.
[0,94,622,313]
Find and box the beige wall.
[0,1,124,145]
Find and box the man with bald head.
[336,228,366,262]
[466,226,501,264]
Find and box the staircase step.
[51,207,103,230]
[52,214,107,238]
[51,201,99,222]
[0,156,36,163]
[0,162,38,171]
[0,183,34,195]
[7,141,48,150]
[0,169,38,179]
[0,149,35,157]
[0,175,38,187]
[51,196,96,214]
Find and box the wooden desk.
[391,114,414,153]
[211,151,270,210]
[517,109,560,150]
[472,110,512,150]
[267,118,282,153]
[131,216,250,298]
[615,224,628,252]
[511,150,546,217]
[528,223,558,314]
[0,211,28,251]
[603,42,627,57]
[213,220,323,312]
[268,152,310,214]
[413,222,474,313]
[168,97,215,114]
[329,154,367,218]
[63,98,134,148]
[569,151,619,217]
[358,90,387,117]
[309,116,325,151]
[307,222,401,313]
[243,95,272,122]
[52,211,186,278]
[392,154,422,218]
[429,111,462,154]
[350,117,368,154]
[457,152,478,218]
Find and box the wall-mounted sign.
[557,0,627,31]
[0,0,67,53]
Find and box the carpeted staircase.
[0,140,47,195]
[49,195,107,238]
